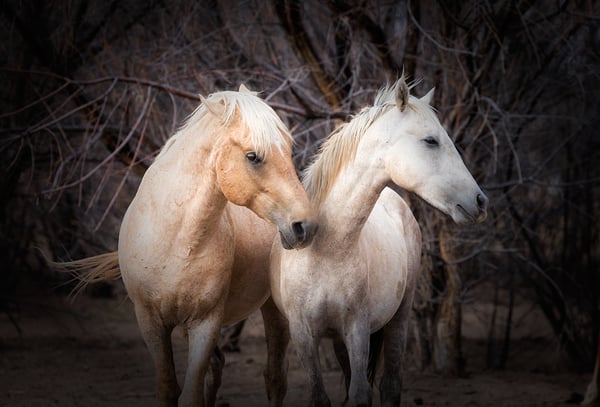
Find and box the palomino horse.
[57,85,317,407]
[270,76,488,406]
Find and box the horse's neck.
[152,132,228,244]
[317,156,389,249]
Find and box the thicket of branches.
[2,0,598,371]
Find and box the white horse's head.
[378,77,488,223]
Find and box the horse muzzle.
[279,220,318,249]
[454,192,488,224]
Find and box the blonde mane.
[156,89,291,161]
[303,81,437,207]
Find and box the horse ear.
[421,88,435,105]
[395,74,409,112]
[201,95,225,118]
[239,83,252,93]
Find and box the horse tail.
[48,251,121,297]
[367,328,385,385]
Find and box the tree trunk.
[434,224,465,376]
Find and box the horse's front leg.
[332,337,351,403]
[133,303,180,407]
[261,297,290,406]
[344,320,372,407]
[289,319,331,407]
[179,309,224,407]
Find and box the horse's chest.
[300,254,407,330]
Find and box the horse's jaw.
[417,193,487,225]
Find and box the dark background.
[1,0,599,404]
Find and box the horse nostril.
[292,221,306,242]
[476,193,488,210]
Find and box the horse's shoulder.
[362,189,421,260]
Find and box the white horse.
[56,85,317,406]
[270,76,488,406]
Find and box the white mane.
[303,80,437,206]
[156,89,291,161]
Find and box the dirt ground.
[0,290,592,407]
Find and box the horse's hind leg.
[261,297,290,406]
[179,311,224,407]
[133,304,180,407]
[221,319,246,352]
[379,294,414,407]
[205,346,225,407]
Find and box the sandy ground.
[0,291,592,407]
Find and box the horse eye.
[423,136,439,146]
[246,151,262,164]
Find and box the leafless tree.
[1,0,598,372]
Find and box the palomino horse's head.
[204,85,317,248]
[380,77,488,223]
